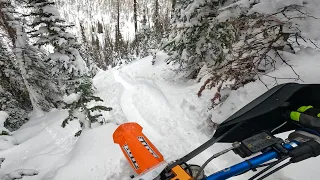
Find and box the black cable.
[166,121,245,170]
[194,142,240,180]
[235,161,277,176]
[256,161,292,180]
[182,162,193,177]
[248,156,289,180]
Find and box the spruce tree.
[79,22,99,76]
[163,0,235,79]
[103,28,114,68]
[0,0,61,130]
[28,0,112,134]
[0,40,30,130]
[29,0,89,94]
[62,77,112,136]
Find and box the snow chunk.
[49,52,69,63]
[0,111,9,123]
[0,111,9,132]
[43,5,60,17]
[0,136,16,150]
[249,0,304,14]
[63,93,81,104]
[68,48,89,75]
[7,169,38,179]
[217,8,242,22]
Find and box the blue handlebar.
[205,142,298,180]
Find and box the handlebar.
[205,142,299,180]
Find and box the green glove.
[290,105,320,129]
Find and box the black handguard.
[289,140,320,163]
[288,130,320,163]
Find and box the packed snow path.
[111,60,222,173]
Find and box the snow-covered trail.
[91,54,263,179]
[112,66,218,168]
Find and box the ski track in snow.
[113,69,164,140]
[111,62,224,176]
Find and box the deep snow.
[0,49,320,179]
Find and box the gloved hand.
[286,106,320,163]
[287,105,320,132]
[288,130,320,163]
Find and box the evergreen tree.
[0,39,30,130]
[79,22,99,76]
[29,0,89,95]
[153,0,163,36]
[103,28,114,68]
[28,0,112,134]
[62,77,112,136]
[137,10,151,58]
[194,0,309,104]
[0,0,61,130]
[163,0,235,79]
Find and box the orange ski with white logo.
[113,122,164,175]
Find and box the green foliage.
[0,0,62,130]
[28,0,112,134]
[61,77,112,135]
[29,0,89,90]
[0,131,9,136]
[74,130,82,137]
[132,8,165,59]
[79,22,99,76]
[163,0,236,78]
[0,91,29,131]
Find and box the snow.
[0,112,13,150]
[68,48,89,75]
[43,5,61,17]
[7,169,39,179]
[0,112,8,125]
[1,0,319,179]
[0,48,316,179]
[249,0,304,14]
[1,50,320,179]
[63,93,81,104]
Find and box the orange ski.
[113,122,164,175]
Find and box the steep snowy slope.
[0,48,319,180]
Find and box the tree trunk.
[1,2,43,117]
[133,0,138,56]
[171,0,176,18]
[133,0,137,35]
[115,0,120,53]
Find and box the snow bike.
[113,83,320,180]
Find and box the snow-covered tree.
[0,1,31,130]
[28,0,112,134]
[196,0,314,104]
[0,0,61,129]
[163,0,234,79]
[62,77,112,136]
[79,22,99,76]
[103,28,114,68]
[0,91,29,131]
[29,0,89,94]
[133,7,165,60]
